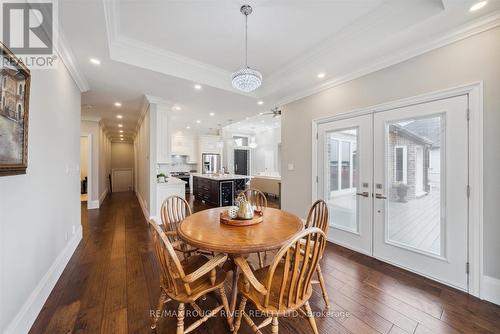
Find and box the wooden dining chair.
[149,220,232,333]
[238,188,268,212]
[160,195,198,259]
[238,188,268,268]
[233,227,327,334]
[305,200,330,308]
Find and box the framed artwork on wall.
[0,41,31,176]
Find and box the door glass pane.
[386,115,443,256]
[341,141,351,189]
[325,128,358,233]
[329,139,339,191]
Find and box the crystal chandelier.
[232,5,262,92]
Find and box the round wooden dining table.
[177,206,303,328]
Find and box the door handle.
[356,192,369,197]
[375,193,387,199]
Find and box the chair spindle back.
[150,219,192,296]
[264,227,327,309]
[239,188,268,212]
[160,196,192,243]
[305,200,329,234]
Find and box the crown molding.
[102,0,257,97]
[56,29,90,92]
[81,115,102,122]
[134,94,172,133]
[144,94,173,107]
[102,0,500,108]
[262,0,444,94]
[278,10,500,106]
[28,1,89,92]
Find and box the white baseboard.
[99,188,108,205]
[4,226,83,334]
[482,275,500,306]
[88,200,99,209]
[135,190,150,223]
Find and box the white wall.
[80,120,99,204]
[80,120,111,208]
[222,128,281,176]
[99,123,111,202]
[252,127,281,176]
[281,27,500,282]
[134,106,151,219]
[0,64,82,333]
[80,136,88,180]
[111,142,134,169]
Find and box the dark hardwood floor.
[30,192,500,333]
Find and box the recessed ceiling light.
[118,124,123,128]
[317,72,326,79]
[120,134,123,137]
[173,105,182,111]
[119,130,123,133]
[209,112,215,116]
[257,100,264,106]
[186,126,191,129]
[120,138,124,141]
[89,58,101,65]
[259,112,263,115]
[194,84,202,90]
[116,114,123,119]
[196,120,201,124]
[470,1,487,11]
[114,102,122,107]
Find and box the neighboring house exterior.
[0,68,26,122]
[327,129,358,198]
[388,116,441,201]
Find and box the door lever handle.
[375,193,387,199]
[356,192,369,197]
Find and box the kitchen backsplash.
[158,162,197,174]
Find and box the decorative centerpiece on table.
[220,193,264,226]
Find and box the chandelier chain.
[245,10,248,68]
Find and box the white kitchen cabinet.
[171,134,187,156]
[156,108,171,164]
[186,137,198,164]
[198,135,222,154]
[171,134,198,163]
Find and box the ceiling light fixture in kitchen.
[231,5,262,92]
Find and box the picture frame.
[0,41,31,176]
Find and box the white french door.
[317,95,469,290]
[373,95,468,290]
[317,114,373,255]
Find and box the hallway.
[30,192,500,334]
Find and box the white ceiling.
[224,114,281,134]
[59,0,500,141]
[117,0,385,74]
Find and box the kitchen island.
[192,173,250,207]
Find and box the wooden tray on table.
[220,210,264,226]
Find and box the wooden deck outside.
[328,188,441,255]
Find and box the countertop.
[157,177,186,186]
[191,173,251,181]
